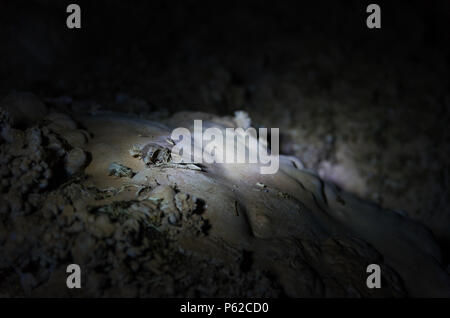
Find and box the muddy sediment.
[1,94,449,297]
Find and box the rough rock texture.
[1,94,448,297]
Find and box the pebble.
[65,148,87,175]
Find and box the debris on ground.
[108,162,135,178]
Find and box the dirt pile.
[1,93,449,297]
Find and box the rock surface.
[0,98,449,297]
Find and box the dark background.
[1,0,449,108]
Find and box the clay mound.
[79,111,450,297]
[1,105,449,297]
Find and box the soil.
[0,0,449,297]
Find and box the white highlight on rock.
[171,120,279,174]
